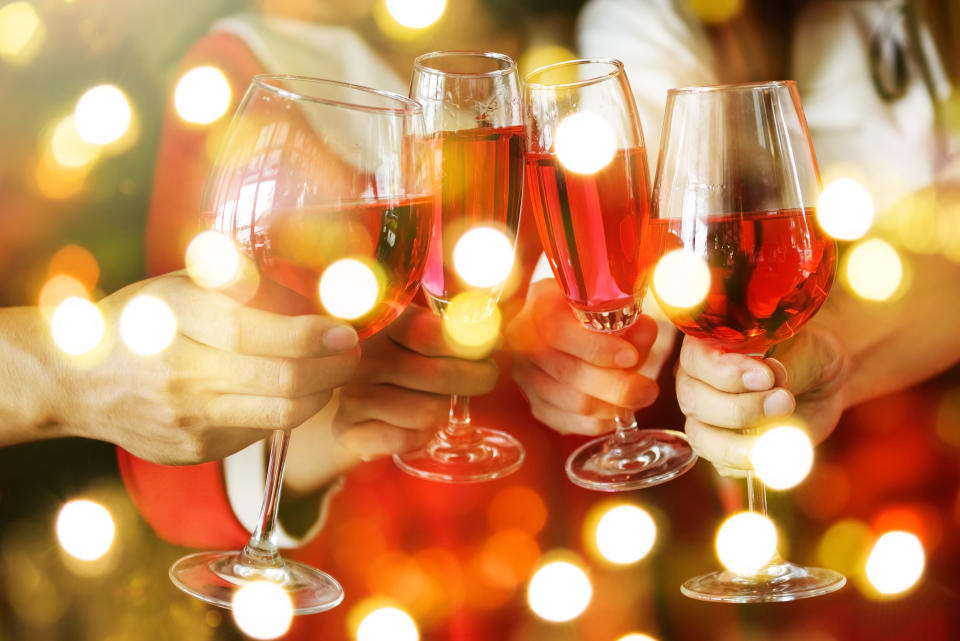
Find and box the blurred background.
[0,0,959,640]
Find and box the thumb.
[765,327,846,397]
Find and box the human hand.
[58,272,360,464]
[505,278,660,436]
[676,326,849,477]
[331,303,500,462]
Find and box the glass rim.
[523,58,623,90]
[251,74,422,114]
[668,80,797,95]
[413,50,516,78]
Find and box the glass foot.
[394,427,524,483]
[681,560,846,603]
[169,551,344,614]
[565,428,697,491]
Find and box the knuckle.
[273,360,300,396]
[274,399,303,430]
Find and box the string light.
[653,249,711,309]
[817,178,875,241]
[845,238,903,301]
[185,230,241,288]
[319,258,380,320]
[749,425,814,490]
[715,512,777,576]
[49,115,100,168]
[385,0,446,29]
[119,295,177,356]
[50,297,105,356]
[865,531,925,596]
[0,1,44,65]
[74,84,132,145]
[231,581,294,640]
[527,559,592,622]
[356,606,419,641]
[454,226,514,288]
[174,66,232,125]
[594,504,657,565]
[442,292,501,355]
[555,112,616,174]
[56,500,115,561]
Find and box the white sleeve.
[576,0,718,166]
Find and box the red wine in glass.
[235,197,436,339]
[648,207,836,354]
[421,125,525,307]
[525,147,650,325]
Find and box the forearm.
[0,307,72,445]
[816,250,960,409]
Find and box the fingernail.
[615,348,637,367]
[763,389,795,417]
[323,325,358,351]
[742,367,773,391]
[765,357,789,386]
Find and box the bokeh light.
[174,66,232,125]
[686,0,743,23]
[55,500,115,561]
[616,635,659,641]
[50,297,105,356]
[442,291,501,353]
[527,559,592,622]
[454,226,514,288]
[749,425,814,490]
[356,606,419,641]
[555,112,616,175]
[49,115,100,168]
[715,512,777,576]
[0,1,44,65]
[74,84,132,145]
[120,295,177,356]
[594,504,656,565]
[817,519,870,579]
[845,238,903,301]
[652,249,711,309]
[49,244,99,290]
[38,274,89,313]
[231,581,294,640]
[319,258,380,320]
[865,531,925,595]
[385,0,446,28]
[817,177,875,241]
[518,45,577,80]
[34,152,88,200]
[185,230,241,288]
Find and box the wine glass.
[522,58,698,491]
[393,51,526,483]
[169,75,435,612]
[651,80,845,602]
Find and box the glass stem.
[239,429,289,569]
[443,394,479,447]
[614,406,643,445]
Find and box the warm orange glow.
[231,581,294,639]
[49,244,99,291]
[0,1,44,65]
[487,485,548,535]
[715,512,777,576]
[49,115,100,168]
[175,66,232,125]
[38,274,89,314]
[56,499,115,561]
[865,531,925,596]
[527,556,592,622]
[477,529,540,590]
[34,152,88,200]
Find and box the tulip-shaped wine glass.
[523,58,697,491]
[651,80,845,602]
[393,51,526,483]
[169,75,436,612]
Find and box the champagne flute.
[523,58,697,491]
[393,51,526,483]
[169,75,436,612]
[651,80,845,602]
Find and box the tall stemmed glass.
[393,51,526,482]
[523,58,697,491]
[651,81,845,601]
[170,76,435,612]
